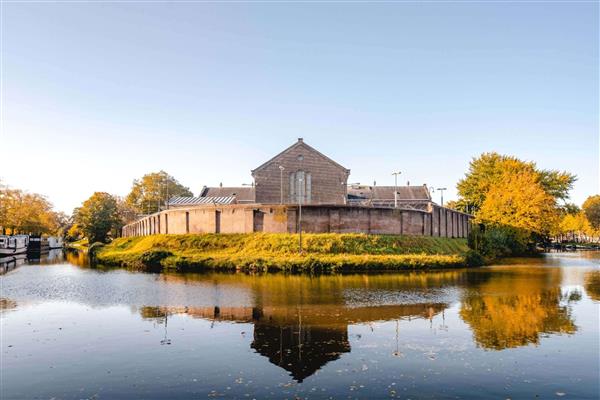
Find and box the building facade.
[251,138,350,205]
[123,138,472,238]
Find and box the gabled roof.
[199,186,255,202]
[251,138,350,175]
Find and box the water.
[1,250,599,399]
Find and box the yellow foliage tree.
[0,184,63,235]
[477,170,558,236]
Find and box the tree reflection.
[460,267,577,350]
[584,271,600,301]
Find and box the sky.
[1,2,598,214]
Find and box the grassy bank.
[94,233,471,272]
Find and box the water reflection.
[138,301,446,382]
[2,252,598,399]
[585,270,600,301]
[460,267,577,350]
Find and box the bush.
[139,249,173,267]
[465,249,484,267]
[468,224,532,260]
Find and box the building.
[251,138,350,205]
[123,139,472,238]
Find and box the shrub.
[139,249,173,267]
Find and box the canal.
[1,251,599,399]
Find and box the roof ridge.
[251,139,350,174]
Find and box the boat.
[28,235,50,253]
[0,235,28,256]
[48,236,64,249]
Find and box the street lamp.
[437,187,447,207]
[298,175,303,254]
[391,171,401,208]
[278,165,285,205]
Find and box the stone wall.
[122,204,471,238]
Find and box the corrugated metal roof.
[200,187,256,202]
[168,196,236,206]
[348,186,431,201]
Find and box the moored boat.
[28,235,50,254]
[48,236,64,249]
[0,235,28,256]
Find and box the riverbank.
[94,233,471,272]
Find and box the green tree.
[582,195,600,230]
[74,192,121,243]
[126,171,192,214]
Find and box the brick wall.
[122,204,471,239]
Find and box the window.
[289,170,311,204]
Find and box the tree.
[478,169,558,236]
[582,195,600,230]
[559,212,592,242]
[74,192,121,243]
[456,152,576,213]
[126,171,192,214]
[0,183,63,235]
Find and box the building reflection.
[139,301,446,382]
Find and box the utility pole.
[279,165,285,204]
[165,175,169,210]
[437,187,447,207]
[298,175,303,254]
[391,171,401,208]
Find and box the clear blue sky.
[2,2,598,213]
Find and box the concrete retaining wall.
[123,204,471,239]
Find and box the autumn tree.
[126,171,192,214]
[0,183,63,234]
[559,212,592,242]
[478,169,559,236]
[456,152,576,213]
[74,192,121,243]
[582,195,600,230]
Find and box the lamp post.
[391,171,401,208]
[165,175,169,210]
[437,187,447,207]
[298,175,303,254]
[279,165,285,204]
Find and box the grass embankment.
[95,233,470,273]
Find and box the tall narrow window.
[185,212,190,234]
[289,172,296,203]
[290,170,312,204]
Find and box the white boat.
[48,236,64,249]
[0,235,28,256]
